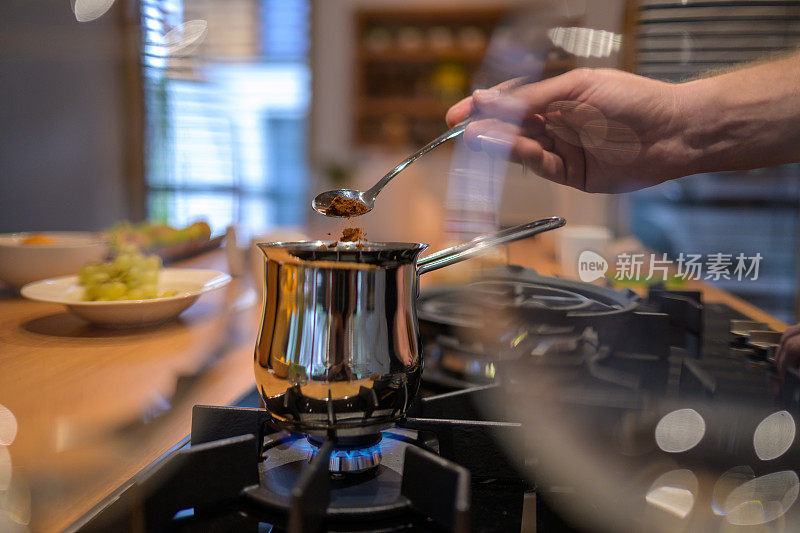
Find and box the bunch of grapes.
[78,245,176,301]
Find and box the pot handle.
[417,216,566,276]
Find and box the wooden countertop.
[0,250,259,532]
[0,243,787,531]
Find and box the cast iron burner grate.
[73,388,526,533]
[418,271,640,332]
[250,427,448,522]
[418,270,708,395]
[418,282,604,330]
[72,271,800,533]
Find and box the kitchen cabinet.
[351,6,576,146]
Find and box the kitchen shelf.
[357,97,453,118]
[352,6,579,146]
[360,47,488,62]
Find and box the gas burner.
[307,434,383,474]
[472,281,598,312]
[253,427,428,518]
[418,268,712,393]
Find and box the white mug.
[556,225,613,282]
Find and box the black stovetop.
[67,279,800,533]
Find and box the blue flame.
[329,442,382,461]
[304,430,405,462]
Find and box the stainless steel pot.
[254,216,566,436]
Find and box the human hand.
[776,324,800,376]
[446,68,698,193]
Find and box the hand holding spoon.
[312,120,470,217]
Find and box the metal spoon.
[312,120,470,217]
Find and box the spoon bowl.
[312,120,470,218]
[311,189,373,217]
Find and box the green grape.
[118,243,139,256]
[130,254,147,270]
[78,265,95,285]
[103,281,127,300]
[125,267,144,288]
[80,247,165,301]
[145,255,162,270]
[141,284,158,299]
[123,287,146,300]
[113,254,133,273]
[88,271,111,285]
[84,285,101,301]
[141,270,158,286]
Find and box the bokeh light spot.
[161,20,209,57]
[646,469,698,518]
[72,0,116,23]
[712,465,755,516]
[654,408,706,453]
[0,403,17,446]
[724,471,799,526]
[753,411,795,461]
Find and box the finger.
[464,118,549,151]
[446,77,536,127]
[777,325,800,373]
[476,132,556,158]
[778,327,800,370]
[490,76,534,92]
[780,324,800,347]
[473,69,589,122]
[551,136,587,191]
[446,96,473,127]
[475,135,567,187]
[468,122,585,190]
[778,335,800,375]
[776,342,786,375]
[465,120,565,184]
[779,324,800,351]
[464,119,518,151]
[513,137,567,186]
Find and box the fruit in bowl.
[78,245,177,301]
[0,232,108,289]
[21,267,231,327]
[108,220,212,254]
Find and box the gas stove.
[72,391,526,532]
[69,266,800,533]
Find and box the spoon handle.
[364,120,470,200]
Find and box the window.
[630,3,800,322]
[141,0,310,236]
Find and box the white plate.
[20,268,231,328]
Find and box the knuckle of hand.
[570,67,594,85]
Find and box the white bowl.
[0,232,108,289]
[20,268,231,328]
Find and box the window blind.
[140,0,310,236]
